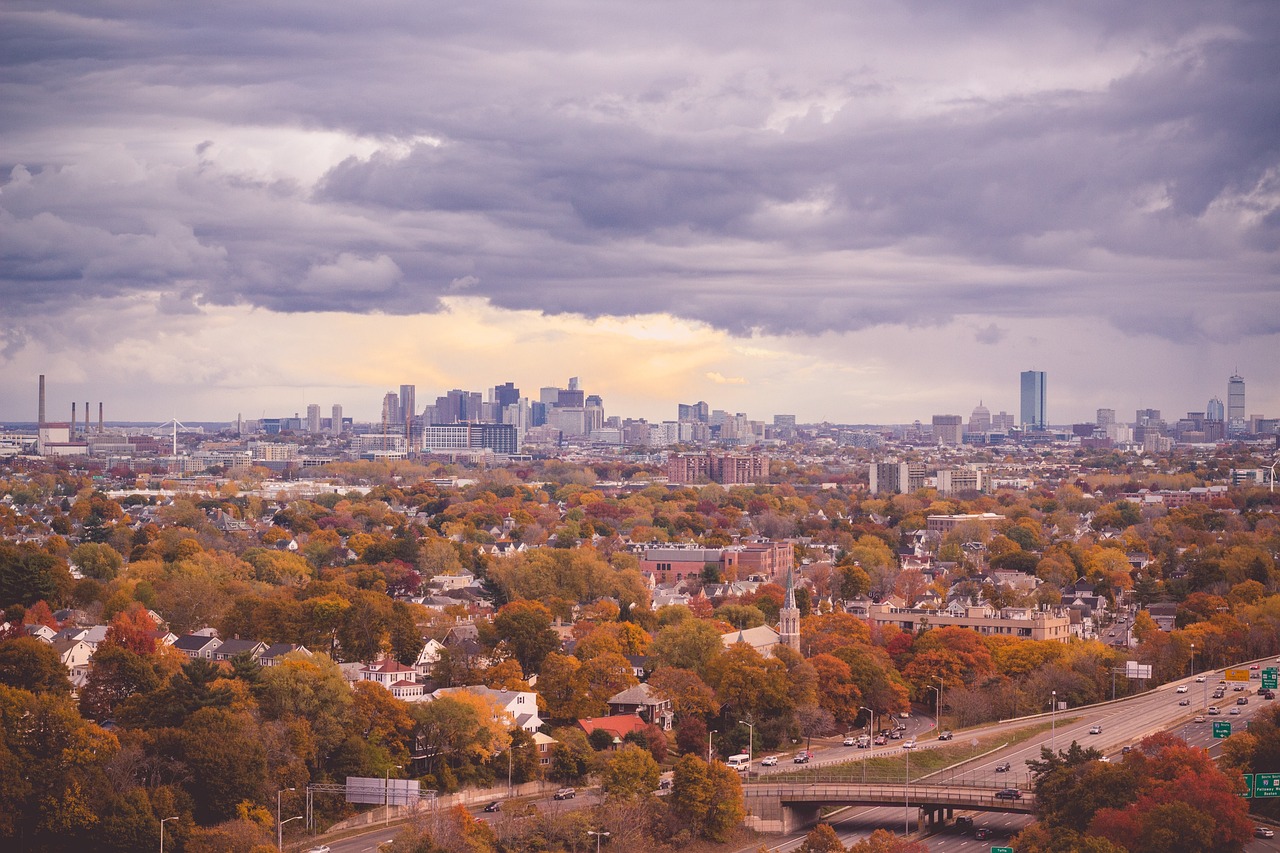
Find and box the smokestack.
[38,374,46,425]
[98,402,104,434]
[72,401,76,431]
[85,402,90,435]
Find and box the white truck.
[726,753,751,772]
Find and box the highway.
[305,656,1280,851]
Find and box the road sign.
[1263,668,1278,689]
[1255,773,1280,798]
[1214,720,1233,738]
[1242,774,1254,798]
[991,848,1014,853]
[1226,668,1251,682]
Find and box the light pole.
[276,787,295,852]
[508,746,514,797]
[708,729,717,763]
[738,720,754,779]
[160,816,178,853]
[904,739,911,836]
[1051,690,1057,753]
[936,677,945,731]
[858,706,876,783]
[588,829,610,852]
[927,685,941,733]
[385,764,403,826]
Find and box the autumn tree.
[798,823,846,853]
[602,743,661,799]
[668,754,745,842]
[492,600,560,675]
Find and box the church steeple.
[779,568,801,653]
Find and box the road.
[311,655,1280,851]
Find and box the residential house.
[212,638,268,663]
[173,634,223,659]
[259,643,311,667]
[432,685,543,732]
[606,683,673,730]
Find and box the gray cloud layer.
[2,1,1277,352]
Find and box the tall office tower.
[932,414,964,445]
[679,401,710,422]
[568,377,579,392]
[585,394,605,432]
[1096,408,1116,428]
[307,404,322,434]
[992,411,1016,431]
[399,385,416,425]
[381,392,400,428]
[967,401,991,434]
[1136,408,1161,425]
[1020,370,1046,429]
[492,381,520,424]
[1228,373,1245,431]
[331,404,344,434]
[435,389,483,423]
[557,386,585,407]
[1206,397,1225,422]
[539,386,560,405]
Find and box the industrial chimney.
[38,374,46,425]
[98,402,104,434]
[72,401,77,432]
[84,402,90,435]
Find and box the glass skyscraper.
[1020,370,1046,429]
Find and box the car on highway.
[874,735,887,745]
[938,730,953,740]
[955,816,974,833]
[975,827,992,840]
[1230,707,1242,715]
[899,711,910,719]
[793,750,812,763]
[889,729,902,740]
[305,847,331,853]
[843,736,857,746]
[1239,697,1250,705]
[1257,826,1275,838]
[1208,706,1221,715]
[1089,725,1102,734]
[1194,715,1206,723]
[995,761,1011,772]
[1234,684,1246,692]
[902,739,917,749]
[483,801,501,813]
[1251,664,1261,670]
[1179,698,1191,706]
[1263,690,1276,700]
[553,787,576,800]
[1196,675,1207,682]
[995,788,1023,800]
[1176,685,1188,693]
[761,755,778,766]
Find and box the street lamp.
[858,706,876,784]
[904,738,911,836]
[738,720,754,778]
[385,764,403,826]
[926,685,941,733]
[277,788,295,852]
[708,729,717,763]
[160,816,178,853]
[588,829,610,852]
[936,677,945,731]
[1051,690,1057,753]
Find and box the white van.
[726,754,751,772]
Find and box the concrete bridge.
[741,781,1035,834]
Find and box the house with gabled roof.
[606,683,673,730]
[173,633,223,659]
[258,643,311,667]
[431,685,542,732]
[212,638,268,663]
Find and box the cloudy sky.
[2,1,1277,426]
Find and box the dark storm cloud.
[1,0,1277,347]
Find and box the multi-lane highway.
[304,657,1280,851]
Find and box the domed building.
[968,401,992,434]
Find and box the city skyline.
[1,3,1278,424]
[6,368,1268,432]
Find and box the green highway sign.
[1255,773,1280,798]
[1243,774,1254,798]
[1263,668,1278,690]
[992,848,1014,853]
[1214,720,1232,739]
